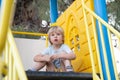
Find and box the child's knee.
[62,60,71,66]
[38,62,46,67]
[34,62,46,70]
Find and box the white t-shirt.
[41,44,72,55]
[41,44,72,69]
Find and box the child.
[31,26,76,72]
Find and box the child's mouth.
[54,39,58,41]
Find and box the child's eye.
[57,33,60,35]
[51,34,55,36]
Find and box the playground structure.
[0,0,120,80]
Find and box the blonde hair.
[48,26,64,44]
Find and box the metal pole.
[94,0,115,79]
[49,0,58,23]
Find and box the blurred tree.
[12,0,50,38]
[12,0,50,33]
[107,0,120,32]
[58,0,74,14]
[12,0,74,38]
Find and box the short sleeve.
[41,47,49,55]
[62,44,72,54]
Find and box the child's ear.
[62,39,64,43]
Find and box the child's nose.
[54,35,57,37]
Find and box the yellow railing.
[2,30,48,80]
[0,1,48,79]
[2,28,28,80]
[0,0,28,80]
[81,1,101,80]
[12,31,48,47]
[0,30,48,80]
[81,0,120,80]
[0,0,14,54]
[0,0,16,79]
[80,0,103,79]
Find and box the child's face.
[49,31,63,45]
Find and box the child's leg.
[63,60,73,72]
[46,62,56,71]
[31,62,46,71]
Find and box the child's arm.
[60,51,76,60]
[50,51,76,60]
[33,54,51,62]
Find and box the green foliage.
[13,34,40,39]
[58,0,67,12]
[107,0,120,32]
[35,0,50,21]
[12,0,50,39]
[11,25,40,39]
[12,0,74,38]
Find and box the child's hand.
[50,51,67,60]
[44,55,51,62]
[50,54,60,60]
